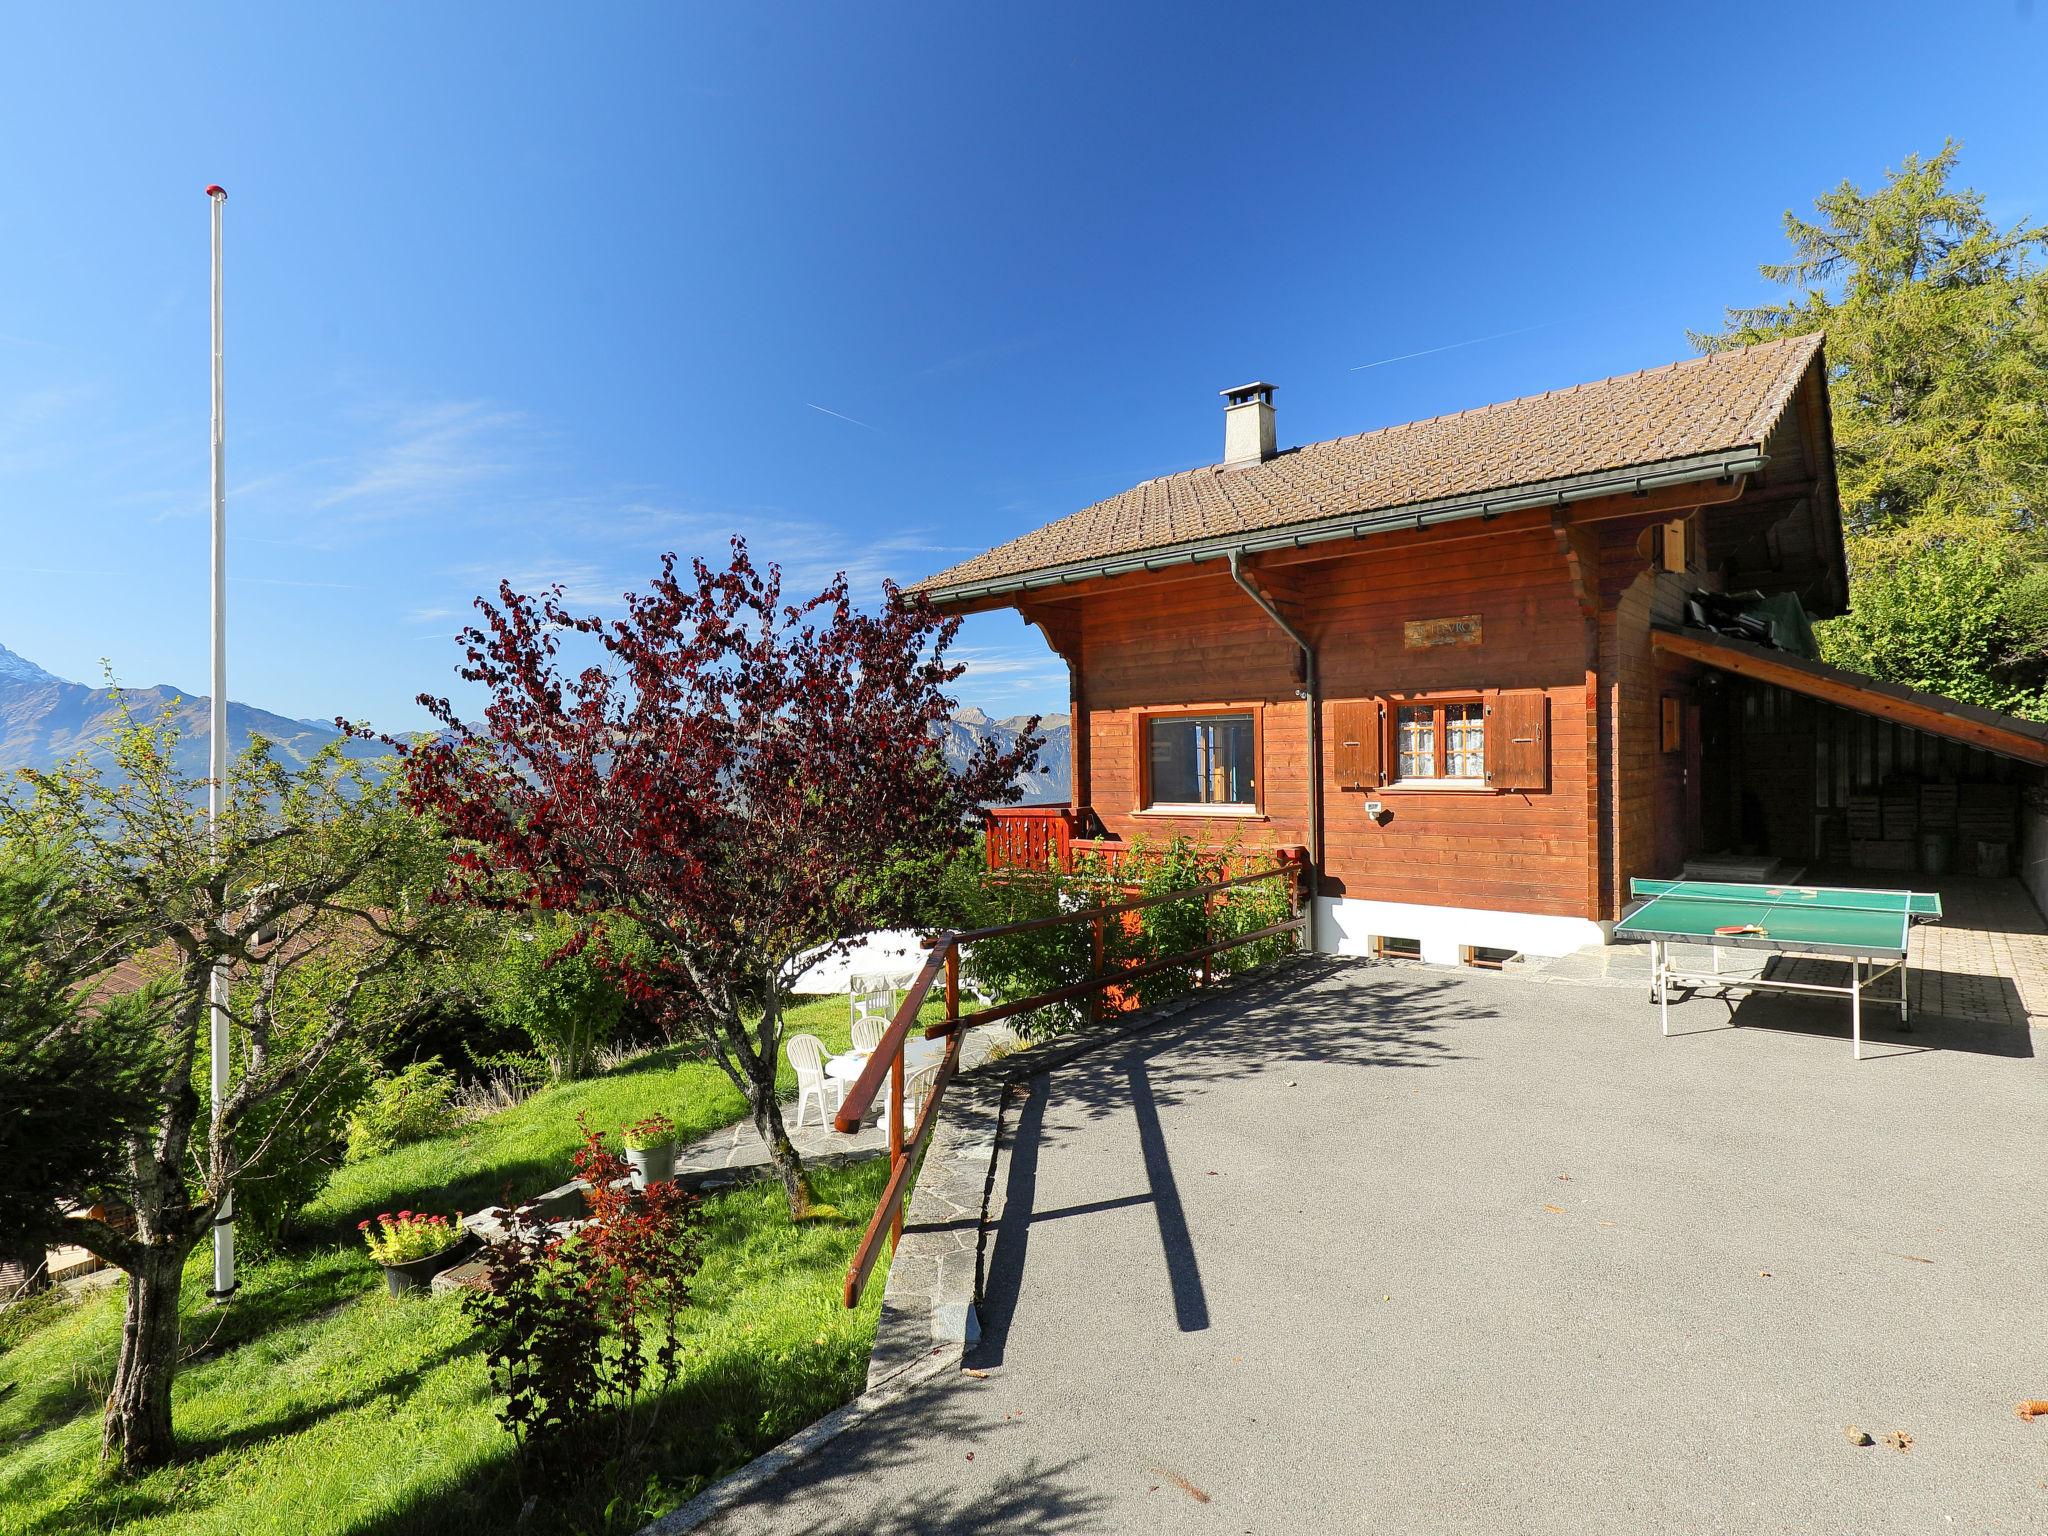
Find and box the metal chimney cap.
[1220,382,1275,405]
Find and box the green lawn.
[0,1166,888,1536]
[0,994,901,1536]
[304,994,863,1239]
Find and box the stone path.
[455,1030,1011,1257]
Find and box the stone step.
[430,1259,496,1296]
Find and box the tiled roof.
[914,333,1824,595]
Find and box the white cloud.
[315,399,527,514]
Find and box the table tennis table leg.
[1657,940,1669,1036]
[1851,957,1862,1061]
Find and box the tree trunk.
[748,1070,818,1220]
[102,1240,189,1469]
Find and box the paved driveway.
[698,960,2048,1534]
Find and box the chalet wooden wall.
[1599,512,1711,913]
[991,385,1836,932]
[1312,524,1592,919]
[1073,523,1599,920]
[1079,565,1310,853]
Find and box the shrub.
[1213,865,1298,974]
[225,959,377,1256]
[358,1208,462,1266]
[1818,512,2048,719]
[861,836,988,930]
[466,1124,700,1477]
[957,836,1299,1036]
[621,1111,676,1151]
[483,915,642,1082]
[1128,838,1217,1006]
[344,1058,460,1163]
[957,867,1094,1039]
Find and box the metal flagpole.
[205,183,235,1303]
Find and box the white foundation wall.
[1314,894,1607,964]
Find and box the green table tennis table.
[1614,878,1944,1060]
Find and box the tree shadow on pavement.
[992,956,1480,1130]
[972,956,1484,1363]
[682,1371,1109,1536]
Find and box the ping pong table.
[1614,878,1944,1060]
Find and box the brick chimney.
[1221,382,1276,468]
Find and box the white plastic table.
[825,1036,946,1128]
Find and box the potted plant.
[359,1209,468,1297]
[621,1112,679,1191]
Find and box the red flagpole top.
[205,184,227,199]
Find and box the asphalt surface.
[695,959,2048,1534]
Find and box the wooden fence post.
[888,1040,905,1249]
[1090,911,1105,1023]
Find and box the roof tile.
[914,334,1824,597]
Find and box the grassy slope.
[0,1166,888,1536]
[304,996,861,1237]
[0,995,898,1536]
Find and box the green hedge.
[959,836,1299,1039]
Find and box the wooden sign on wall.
[1403,614,1482,649]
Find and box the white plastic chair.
[905,1062,941,1126]
[851,1017,886,1054]
[786,1033,842,1129]
[851,974,897,1032]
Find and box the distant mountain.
[939,707,1071,807]
[0,640,1071,807]
[0,642,383,786]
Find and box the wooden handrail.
[834,858,1304,1307]
[832,941,949,1136]
[923,916,1304,1038]
[949,863,1303,945]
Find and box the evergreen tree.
[1703,143,2048,715]
[0,841,163,1294]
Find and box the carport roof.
[1653,625,2048,767]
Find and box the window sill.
[1133,804,1268,819]
[1375,780,1496,794]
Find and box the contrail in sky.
[806,402,878,430]
[1349,320,1558,371]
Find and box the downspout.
[1228,551,1321,953]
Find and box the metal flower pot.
[624,1143,678,1191]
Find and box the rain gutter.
[1227,550,1320,954]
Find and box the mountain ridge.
[0,642,1070,805]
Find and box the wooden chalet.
[916,336,2048,962]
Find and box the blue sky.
[3,2,2044,730]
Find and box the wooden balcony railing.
[984,805,1085,872]
[986,806,1300,883]
[832,857,1307,1308]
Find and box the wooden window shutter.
[1484,688,1548,791]
[1660,517,1690,572]
[1330,698,1384,790]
